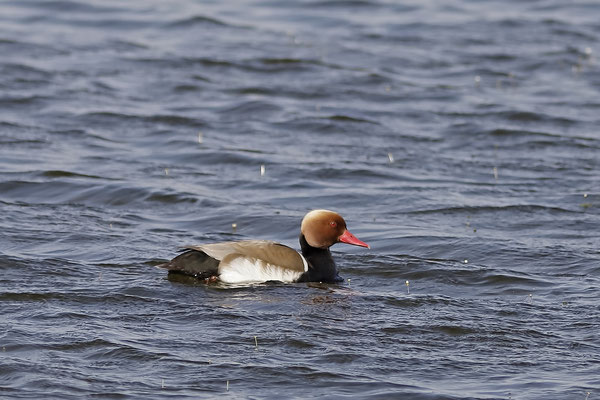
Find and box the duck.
[157,209,369,284]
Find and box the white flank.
[218,254,303,284]
[299,254,308,272]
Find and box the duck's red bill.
[338,230,370,249]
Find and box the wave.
[0,180,201,206]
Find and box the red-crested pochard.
[157,209,369,284]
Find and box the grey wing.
[188,240,308,273]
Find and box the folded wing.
[185,240,308,284]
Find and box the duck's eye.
[329,221,337,228]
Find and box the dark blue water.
[1,1,599,399]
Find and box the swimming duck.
[157,209,369,284]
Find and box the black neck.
[297,234,342,283]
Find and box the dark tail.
[157,249,219,280]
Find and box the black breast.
[296,234,343,283]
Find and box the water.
[1,0,599,398]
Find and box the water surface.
[1,0,599,399]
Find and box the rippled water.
[1,0,599,399]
